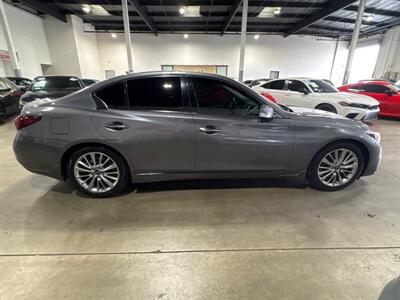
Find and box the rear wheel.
[67,146,130,197]
[315,103,337,114]
[308,143,364,191]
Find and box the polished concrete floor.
[1,118,399,299]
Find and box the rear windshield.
[31,77,81,92]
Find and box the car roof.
[33,75,80,80]
[350,81,389,86]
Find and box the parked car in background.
[243,78,270,87]
[0,77,23,123]
[14,72,381,197]
[338,81,400,118]
[6,77,32,91]
[82,78,99,86]
[253,77,380,121]
[19,76,85,108]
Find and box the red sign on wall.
[0,50,11,61]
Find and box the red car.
[338,81,400,118]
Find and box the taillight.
[260,92,277,103]
[15,115,42,130]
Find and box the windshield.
[303,79,338,93]
[31,77,81,92]
[389,83,400,92]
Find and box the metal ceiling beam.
[345,6,400,18]
[284,0,356,37]
[324,16,378,26]
[221,0,241,35]
[127,0,157,35]
[16,0,67,22]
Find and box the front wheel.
[308,143,364,191]
[315,103,337,114]
[67,146,130,197]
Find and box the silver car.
[13,72,382,197]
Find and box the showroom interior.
[0,0,400,299]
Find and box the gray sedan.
[13,72,382,197]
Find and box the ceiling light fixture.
[363,14,374,22]
[254,34,260,40]
[179,7,186,15]
[183,33,189,39]
[111,33,117,39]
[273,7,281,15]
[82,4,91,14]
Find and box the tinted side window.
[95,82,126,109]
[263,80,285,90]
[362,84,389,93]
[348,85,363,91]
[192,77,260,116]
[287,80,307,92]
[128,77,182,111]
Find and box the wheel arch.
[61,142,133,181]
[307,139,370,178]
[315,102,338,112]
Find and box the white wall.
[71,15,102,79]
[43,15,81,76]
[374,26,400,80]
[97,33,348,84]
[0,2,51,78]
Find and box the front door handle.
[105,122,129,131]
[199,125,220,134]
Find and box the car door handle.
[105,122,129,131]
[199,126,220,134]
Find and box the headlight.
[339,101,370,109]
[367,131,381,143]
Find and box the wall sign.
[0,50,11,61]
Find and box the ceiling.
[5,0,400,38]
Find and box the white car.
[253,78,380,121]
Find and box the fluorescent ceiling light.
[111,33,117,38]
[254,34,260,40]
[183,33,189,39]
[258,7,281,18]
[82,4,91,14]
[82,5,110,16]
[180,6,201,17]
[363,14,374,22]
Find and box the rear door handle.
[199,125,220,134]
[105,122,129,131]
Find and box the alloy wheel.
[317,148,358,187]
[73,152,120,193]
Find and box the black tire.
[67,146,130,198]
[308,142,364,191]
[315,103,337,114]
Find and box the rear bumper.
[13,132,64,180]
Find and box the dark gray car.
[13,72,382,197]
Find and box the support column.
[238,0,248,82]
[329,39,339,80]
[342,0,366,84]
[0,0,21,76]
[122,0,133,73]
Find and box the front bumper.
[362,139,382,177]
[344,108,380,121]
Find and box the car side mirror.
[259,105,274,120]
[301,87,310,94]
[386,89,394,96]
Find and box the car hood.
[20,90,75,102]
[318,92,379,105]
[289,106,345,118]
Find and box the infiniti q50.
[13,72,381,197]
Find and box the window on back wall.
[162,65,174,71]
[216,65,228,76]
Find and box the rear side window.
[361,84,390,93]
[127,77,183,111]
[263,80,285,90]
[287,80,307,92]
[95,82,126,109]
